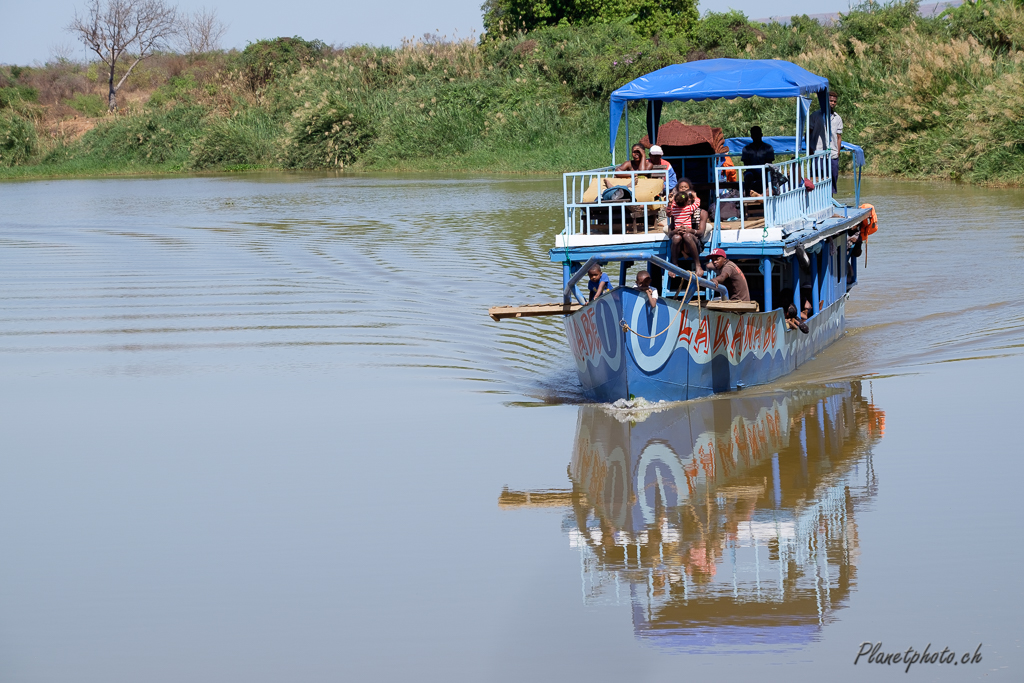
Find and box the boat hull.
[564,288,847,403]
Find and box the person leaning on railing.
[707,249,751,302]
[740,126,775,196]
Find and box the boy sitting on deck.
[587,265,611,302]
[636,270,659,308]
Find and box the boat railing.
[658,153,728,183]
[562,150,836,240]
[713,150,833,237]
[562,167,671,236]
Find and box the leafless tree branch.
[179,7,227,55]
[67,0,178,111]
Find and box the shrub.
[944,0,1024,53]
[66,93,107,117]
[757,15,829,59]
[238,37,329,92]
[73,104,208,166]
[0,112,38,166]
[22,61,93,105]
[838,0,923,51]
[0,85,39,108]
[482,0,699,39]
[484,22,676,101]
[692,10,764,57]
[147,74,201,107]
[0,86,43,120]
[189,109,282,168]
[284,95,374,168]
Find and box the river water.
[0,174,1021,681]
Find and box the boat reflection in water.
[501,382,885,651]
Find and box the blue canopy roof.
[610,59,829,152]
[724,136,865,168]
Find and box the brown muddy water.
[0,174,1021,682]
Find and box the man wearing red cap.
[707,249,751,302]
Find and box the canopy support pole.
[623,100,628,162]
[795,98,801,161]
[811,252,820,314]
[646,100,662,146]
[793,255,802,312]
[855,165,861,207]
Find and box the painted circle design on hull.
[628,297,681,373]
[636,442,687,525]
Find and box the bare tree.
[179,7,227,55]
[68,0,178,112]
[50,42,78,64]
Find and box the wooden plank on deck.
[488,302,583,321]
[706,300,760,313]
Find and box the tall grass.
[0,112,38,166]
[190,109,281,169]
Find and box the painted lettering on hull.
[676,308,786,363]
[565,296,623,375]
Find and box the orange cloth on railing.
[859,203,878,241]
[721,156,738,182]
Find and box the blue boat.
[491,59,876,403]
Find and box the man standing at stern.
[810,90,843,195]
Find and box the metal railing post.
[739,169,746,229]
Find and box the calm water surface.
[0,174,1022,682]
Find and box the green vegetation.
[481,0,699,40]
[66,93,108,117]
[0,111,39,166]
[238,36,330,91]
[1,1,1024,184]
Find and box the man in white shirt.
[810,91,843,195]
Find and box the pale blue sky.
[2,0,855,66]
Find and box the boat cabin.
[551,59,870,320]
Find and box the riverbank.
[3,1,1023,185]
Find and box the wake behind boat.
[490,58,878,403]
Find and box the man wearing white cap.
[648,145,677,195]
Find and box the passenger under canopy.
[639,120,728,186]
[724,136,866,169]
[608,58,830,152]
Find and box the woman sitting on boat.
[667,179,706,276]
[613,143,653,176]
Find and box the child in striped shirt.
[667,186,700,231]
